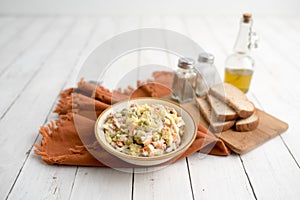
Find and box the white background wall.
[0,0,299,16]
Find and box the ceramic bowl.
[95,98,197,167]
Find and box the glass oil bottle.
[224,13,258,93]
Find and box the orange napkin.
[34,72,230,167]
[34,113,229,167]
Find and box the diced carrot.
[116,141,124,147]
[143,139,152,146]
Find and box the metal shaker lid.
[198,52,214,64]
[178,57,195,69]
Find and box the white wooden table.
[1,15,300,200]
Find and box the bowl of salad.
[95,98,197,167]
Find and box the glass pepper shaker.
[195,52,220,97]
[171,57,197,103]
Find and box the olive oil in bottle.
[224,68,253,93]
[224,13,258,93]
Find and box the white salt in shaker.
[195,53,220,96]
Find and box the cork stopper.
[243,13,252,23]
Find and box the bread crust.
[207,94,238,121]
[196,97,235,133]
[235,113,259,131]
[209,83,255,118]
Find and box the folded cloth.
[34,113,229,167]
[77,78,112,104]
[35,72,230,167]
[132,80,172,98]
[54,93,109,119]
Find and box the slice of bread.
[235,112,259,131]
[196,97,235,133]
[207,94,238,121]
[209,83,255,118]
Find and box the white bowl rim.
[94,97,197,162]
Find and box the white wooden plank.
[189,154,255,200]
[134,159,193,200]
[255,16,300,71]
[8,157,78,200]
[88,16,141,91]
[241,146,300,199]
[139,15,163,29]
[4,15,300,200]
[252,16,300,97]
[0,16,15,30]
[104,16,140,90]
[266,16,300,47]
[182,15,256,199]
[7,18,123,200]
[0,17,71,120]
[223,16,300,164]
[250,55,300,164]
[3,18,95,199]
[0,17,33,49]
[183,16,230,78]
[138,16,175,82]
[116,15,140,32]
[163,16,193,67]
[68,16,137,200]
[101,49,140,90]
[0,17,52,74]
[0,18,45,75]
[206,15,300,199]
[63,17,116,89]
[133,16,193,200]
[245,92,300,199]
[287,16,300,31]
[70,167,132,200]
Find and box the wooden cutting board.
[181,99,289,154]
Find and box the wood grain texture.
[134,160,194,200]
[0,15,299,200]
[133,16,194,200]
[209,15,300,199]
[68,16,138,200]
[0,17,33,50]
[188,154,256,200]
[0,16,15,30]
[3,18,93,199]
[69,167,133,200]
[0,18,48,74]
[220,109,288,154]
[182,96,288,155]
[0,17,55,119]
[187,15,300,199]
[170,15,257,200]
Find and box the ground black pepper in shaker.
[171,57,197,103]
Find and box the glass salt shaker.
[171,57,197,103]
[195,53,220,96]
